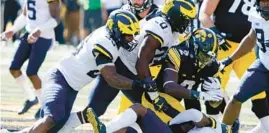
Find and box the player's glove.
[202,77,221,91]
[210,26,231,51]
[218,57,233,73]
[141,76,158,92]
[152,96,169,112]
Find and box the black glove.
[210,26,231,51]
[142,76,158,92]
[218,57,233,73]
[152,96,169,112]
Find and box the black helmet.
[192,28,218,68]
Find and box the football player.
[142,28,223,123]
[14,10,143,133]
[86,28,227,133]
[87,104,229,133]
[0,0,60,116]
[220,0,269,132]
[135,0,197,112]
[199,0,268,131]
[56,1,197,132]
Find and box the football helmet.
[256,0,269,19]
[128,0,153,13]
[161,0,197,33]
[192,28,218,68]
[106,9,140,51]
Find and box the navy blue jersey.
[214,0,255,42]
[156,40,219,92]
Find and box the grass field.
[0,43,260,132]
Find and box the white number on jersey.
[180,80,196,90]
[228,0,255,15]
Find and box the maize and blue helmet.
[128,0,153,13]
[161,0,197,33]
[106,9,140,51]
[256,0,269,19]
[192,28,218,68]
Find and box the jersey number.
[256,29,266,53]
[87,70,100,78]
[160,22,168,29]
[27,0,36,20]
[151,47,168,65]
[180,80,196,90]
[228,0,255,15]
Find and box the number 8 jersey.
[248,8,269,70]
[57,27,119,91]
[25,0,56,39]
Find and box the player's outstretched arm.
[100,65,136,90]
[230,29,257,61]
[219,29,257,71]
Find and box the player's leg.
[29,69,78,132]
[222,60,269,129]
[26,37,52,102]
[57,75,119,133]
[9,33,38,114]
[233,50,269,132]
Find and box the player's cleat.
[34,108,44,120]
[221,124,232,133]
[231,119,240,133]
[86,108,106,133]
[18,97,38,115]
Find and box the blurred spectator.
[3,0,21,40]
[54,21,65,45]
[102,0,124,20]
[62,0,80,45]
[80,0,106,38]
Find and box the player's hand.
[202,77,221,91]
[152,96,169,112]
[210,26,231,51]
[141,77,158,92]
[218,57,233,73]
[27,29,41,44]
[0,30,14,41]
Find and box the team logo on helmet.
[106,9,140,51]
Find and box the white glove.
[202,77,221,91]
[199,89,223,101]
